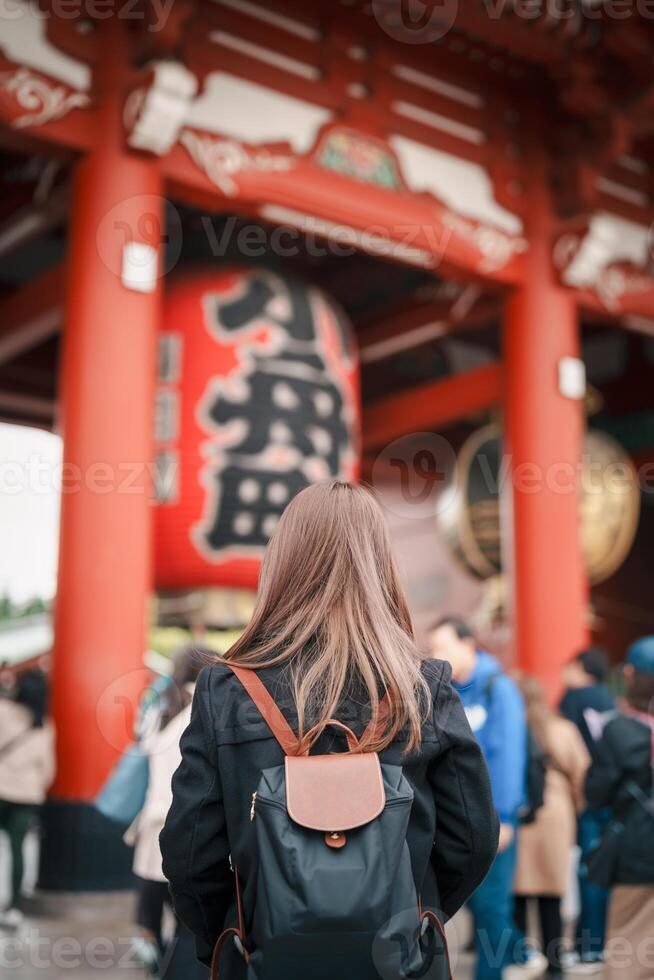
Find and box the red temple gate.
[0,1,652,887]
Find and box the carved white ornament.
[441,210,528,273]
[179,129,296,197]
[0,0,90,91]
[556,213,652,312]
[125,62,198,156]
[595,266,653,313]
[0,67,89,128]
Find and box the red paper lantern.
[154,267,360,589]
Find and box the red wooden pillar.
[41,29,163,889]
[503,140,588,702]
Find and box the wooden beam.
[358,289,500,363]
[0,391,56,420]
[0,184,69,259]
[164,141,527,285]
[362,362,502,451]
[572,271,654,323]
[0,57,94,154]
[0,263,65,366]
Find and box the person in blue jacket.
[429,616,540,980]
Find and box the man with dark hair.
[429,616,540,980]
[559,647,615,970]
[560,648,614,757]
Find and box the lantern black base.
[38,800,134,892]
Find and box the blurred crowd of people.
[0,628,653,980]
[429,620,654,980]
[0,665,54,927]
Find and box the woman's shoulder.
[418,658,459,746]
[194,660,293,745]
[198,658,453,746]
[198,658,268,700]
[420,657,452,701]
[194,659,242,718]
[202,656,450,689]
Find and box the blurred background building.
[0,0,653,894]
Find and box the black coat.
[160,658,499,971]
[585,713,654,885]
[559,683,616,760]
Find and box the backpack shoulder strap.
[224,663,299,756]
[223,663,393,756]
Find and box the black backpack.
[212,664,453,980]
[484,674,546,825]
[584,716,654,889]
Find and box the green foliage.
[147,626,243,660]
[0,592,50,623]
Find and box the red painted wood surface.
[504,130,589,703]
[363,363,502,452]
[51,30,162,800]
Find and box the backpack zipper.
[250,791,257,821]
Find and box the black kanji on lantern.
[195,271,355,558]
[207,355,348,474]
[215,270,316,343]
[202,465,308,554]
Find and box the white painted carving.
[389,134,523,235]
[595,266,653,314]
[441,210,527,272]
[185,73,332,154]
[126,62,198,156]
[0,0,90,90]
[180,130,295,197]
[559,213,651,290]
[0,66,90,128]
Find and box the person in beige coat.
[0,669,55,926]
[513,677,591,978]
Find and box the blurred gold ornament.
[439,425,640,585]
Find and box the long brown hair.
[224,481,429,752]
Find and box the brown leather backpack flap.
[285,752,385,832]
